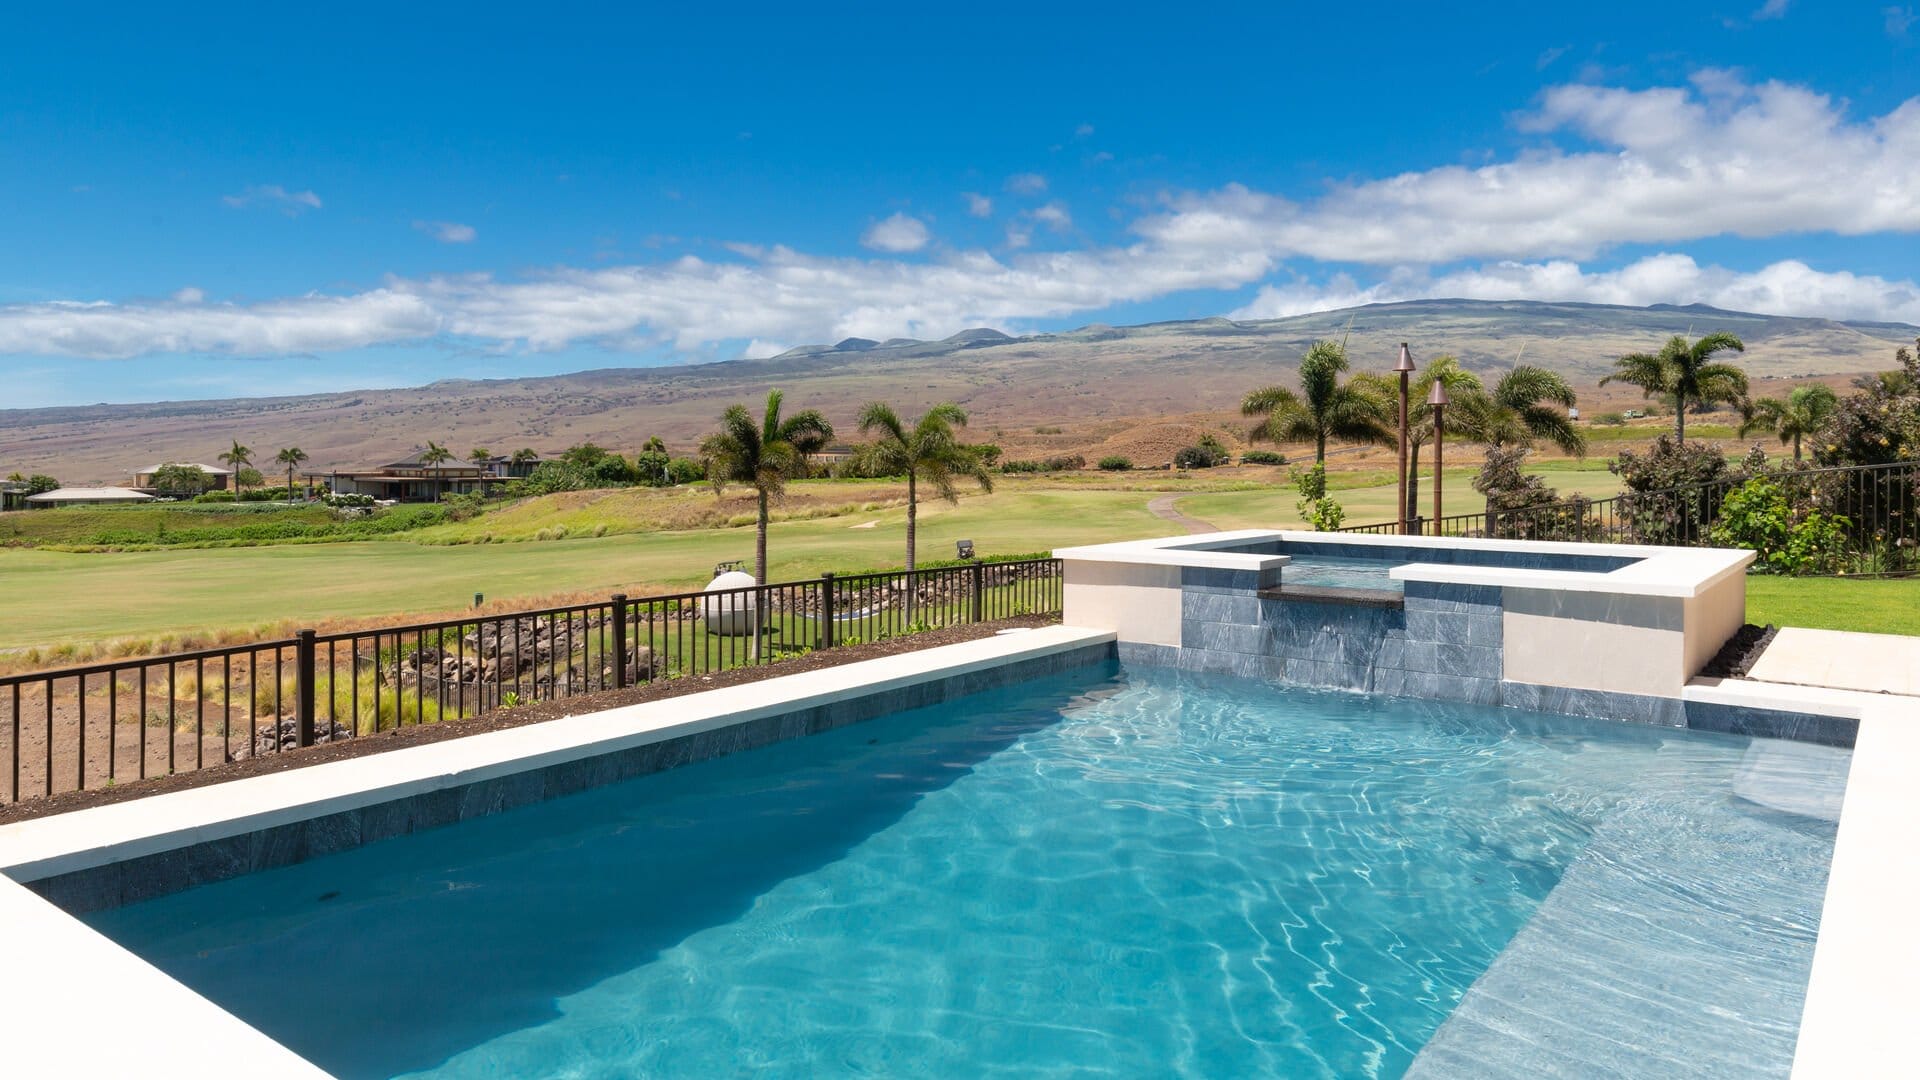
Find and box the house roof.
[380,450,487,470]
[133,462,234,476]
[27,487,156,503]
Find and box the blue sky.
[1,1,1916,406]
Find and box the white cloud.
[221,184,322,214]
[1031,202,1072,231]
[171,286,205,304]
[1138,74,1920,265]
[1075,123,1095,137]
[1005,172,1048,195]
[860,212,930,253]
[1889,6,1917,36]
[963,192,993,217]
[414,220,477,243]
[9,75,1920,363]
[1753,0,1791,19]
[1229,253,1920,325]
[0,290,440,359]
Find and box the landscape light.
[1427,379,1450,534]
[1394,343,1415,535]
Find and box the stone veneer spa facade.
[1058,530,1857,747]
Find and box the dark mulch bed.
[0,615,1060,824]
[1700,623,1779,680]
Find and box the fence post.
[295,629,316,747]
[970,561,985,623]
[819,573,836,649]
[611,594,629,689]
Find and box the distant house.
[813,445,858,465]
[0,480,30,512]
[303,449,544,503]
[132,463,235,494]
[25,487,157,508]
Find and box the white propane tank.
[701,570,759,636]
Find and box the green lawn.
[1176,466,1624,531]
[0,489,1176,652]
[1744,576,1920,636]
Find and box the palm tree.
[699,390,834,583]
[1601,332,1747,445]
[1739,384,1839,461]
[1452,366,1587,522]
[274,447,308,501]
[420,441,454,502]
[217,440,253,496]
[642,435,667,455]
[1242,339,1392,464]
[511,447,539,464]
[858,402,994,570]
[1387,356,1484,524]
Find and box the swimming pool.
[84,663,1844,1078]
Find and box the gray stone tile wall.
[31,641,1118,914]
[1150,572,1855,748]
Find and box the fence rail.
[1335,459,1920,572]
[0,558,1063,804]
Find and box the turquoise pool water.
[86,665,1842,1078]
[1279,554,1405,591]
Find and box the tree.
[699,390,834,583]
[857,402,993,570]
[150,463,213,496]
[24,473,60,496]
[1241,339,1392,464]
[1740,384,1839,461]
[510,448,539,465]
[420,441,454,502]
[1453,365,1587,520]
[274,447,309,500]
[1601,332,1747,445]
[217,440,254,495]
[641,435,667,455]
[469,447,493,465]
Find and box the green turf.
[0,489,1172,651]
[1174,466,1625,531]
[1743,576,1920,636]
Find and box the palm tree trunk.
[1793,432,1802,461]
[1316,430,1327,464]
[1675,394,1686,445]
[755,488,769,584]
[905,471,918,571]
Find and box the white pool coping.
[1056,529,1754,598]
[1791,697,1920,1077]
[0,625,1115,1080]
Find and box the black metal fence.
[1335,460,1920,572]
[0,558,1063,804]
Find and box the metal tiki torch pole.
[1427,379,1450,536]
[1394,343,1415,535]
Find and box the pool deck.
[1745,627,1920,697]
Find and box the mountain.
[4,299,1914,484]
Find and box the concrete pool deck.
[1745,627,1920,697]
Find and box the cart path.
[1147,495,1218,535]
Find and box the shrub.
[1240,450,1287,466]
[1293,464,1345,531]
[1608,436,1763,544]
[1590,412,1627,426]
[1097,455,1132,471]
[1472,447,1593,541]
[1174,436,1229,470]
[194,490,237,503]
[999,454,1085,474]
[1711,477,1853,575]
[441,491,489,522]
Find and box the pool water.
[1279,554,1405,591]
[87,665,1843,1079]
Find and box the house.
[0,480,30,512]
[132,463,235,494]
[25,486,157,508]
[813,445,858,464]
[303,449,535,503]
